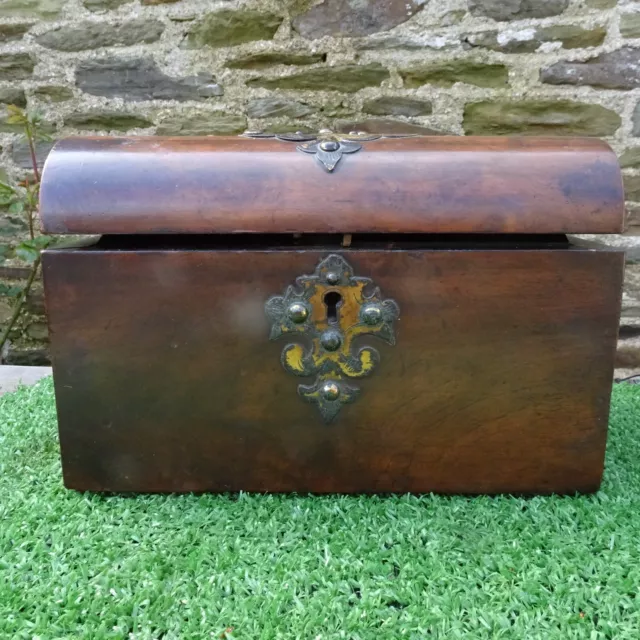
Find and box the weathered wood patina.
[39,133,625,494]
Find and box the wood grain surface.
[39,136,624,235]
[42,243,624,494]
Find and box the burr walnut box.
[39,133,625,495]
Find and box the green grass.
[1,381,640,640]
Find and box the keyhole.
[324,291,342,324]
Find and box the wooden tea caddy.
[39,132,625,494]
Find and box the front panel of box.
[42,247,623,494]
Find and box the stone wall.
[1,0,640,370]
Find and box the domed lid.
[39,132,624,235]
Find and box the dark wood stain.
[42,245,624,494]
[39,136,625,235]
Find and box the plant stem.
[28,205,34,240]
[0,256,41,359]
[26,125,40,184]
[24,178,34,240]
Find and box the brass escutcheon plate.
[265,254,400,422]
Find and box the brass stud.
[361,304,383,325]
[319,140,340,152]
[320,329,342,352]
[325,271,340,285]
[321,381,340,401]
[287,302,309,324]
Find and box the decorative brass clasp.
[265,254,399,422]
[241,129,417,172]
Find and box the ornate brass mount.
[265,254,400,422]
[241,129,415,172]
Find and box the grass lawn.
[1,380,640,639]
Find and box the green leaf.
[15,241,40,264]
[32,236,51,249]
[27,108,43,124]
[0,283,24,297]
[7,201,24,214]
[0,181,17,198]
[5,104,27,125]
[26,183,39,201]
[14,236,51,263]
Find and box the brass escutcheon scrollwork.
[265,254,399,422]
